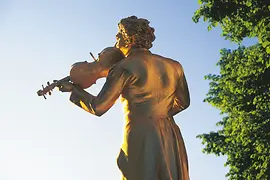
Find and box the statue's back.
[119,48,182,118]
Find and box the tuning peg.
[42,85,47,100]
[47,82,52,95]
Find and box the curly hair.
[118,16,156,49]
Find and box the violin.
[37,46,125,99]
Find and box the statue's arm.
[69,65,132,117]
[169,63,190,116]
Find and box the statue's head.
[115,16,155,55]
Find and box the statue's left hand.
[57,82,74,92]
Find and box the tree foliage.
[193,0,270,53]
[200,45,270,179]
[192,0,270,179]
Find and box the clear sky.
[0,1,257,180]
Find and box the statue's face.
[115,24,130,56]
[115,32,125,49]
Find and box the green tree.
[193,0,270,53]
[200,45,270,179]
[192,0,270,179]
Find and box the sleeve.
[169,63,190,116]
[69,65,133,117]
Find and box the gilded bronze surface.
[66,16,190,180]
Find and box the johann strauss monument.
[38,15,190,180]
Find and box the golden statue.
[58,16,190,180]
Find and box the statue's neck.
[126,47,150,57]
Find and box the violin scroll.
[37,76,71,99]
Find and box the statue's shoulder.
[109,57,133,74]
[153,53,183,67]
[114,56,136,69]
[152,53,185,77]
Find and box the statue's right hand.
[57,82,74,92]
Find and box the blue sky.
[0,1,257,180]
